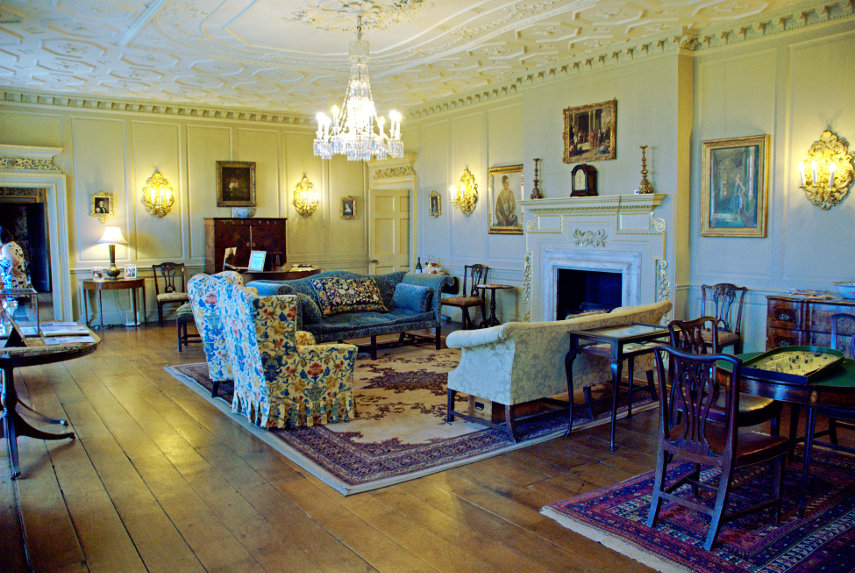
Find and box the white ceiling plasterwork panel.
[0,0,850,121]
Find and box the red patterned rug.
[166,344,656,495]
[542,448,855,572]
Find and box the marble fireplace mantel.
[521,194,670,322]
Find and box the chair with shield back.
[647,344,788,551]
[153,262,190,326]
[668,316,782,435]
[700,283,747,354]
[789,313,855,472]
[441,264,489,330]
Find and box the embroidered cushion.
[295,293,323,324]
[392,283,433,313]
[310,277,388,316]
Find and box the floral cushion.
[310,276,388,317]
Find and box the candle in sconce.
[811,161,818,183]
[798,163,806,186]
[829,163,836,188]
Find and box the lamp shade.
[97,226,127,245]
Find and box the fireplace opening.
[556,269,621,320]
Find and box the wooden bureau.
[204,217,286,274]
[766,295,855,358]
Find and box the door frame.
[0,145,72,321]
[367,153,417,272]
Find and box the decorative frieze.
[0,156,61,172]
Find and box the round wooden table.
[1,329,100,479]
[477,283,514,328]
[82,277,146,332]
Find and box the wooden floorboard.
[7,323,847,571]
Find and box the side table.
[477,284,514,328]
[82,278,146,333]
[566,323,669,451]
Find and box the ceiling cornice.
[408,0,855,119]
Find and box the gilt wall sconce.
[293,175,319,217]
[798,130,854,210]
[141,171,174,218]
[450,168,478,216]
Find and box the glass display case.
[0,287,39,336]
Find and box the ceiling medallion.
[290,0,427,32]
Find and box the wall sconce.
[450,168,478,216]
[293,175,319,217]
[96,226,127,279]
[142,171,174,217]
[798,130,854,210]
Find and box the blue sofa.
[247,270,454,358]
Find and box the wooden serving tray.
[741,345,844,384]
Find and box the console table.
[82,278,146,332]
[766,295,855,358]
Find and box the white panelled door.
[368,187,410,274]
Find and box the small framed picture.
[340,196,356,219]
[488,164,524,235]
[247,250,267,271]
[91,267,103,280]
[429,190,441,217]
[216,161,256,207]
[124,264,137,279]
[91,193,114,223]
[700,134,769,237]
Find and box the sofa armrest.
[295,331,316,346]
[401,272,454,320]
[445,325,504,349]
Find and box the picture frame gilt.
[216,161,256,207]
[562,99,617,163]
[488,164,524,235]
[428,190,441,217]
[90,192,114,224]
[701,134,769,237]
[340,196,356,219]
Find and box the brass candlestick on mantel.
[530,158,543,199]
[637,146,654,194]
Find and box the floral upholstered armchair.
[188,271,245,398]
[217,283,358,429]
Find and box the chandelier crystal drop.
[313,16,403,162]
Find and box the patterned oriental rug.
[542,448,855,573]
[166,344,656,495]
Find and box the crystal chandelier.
[313,16,403,162]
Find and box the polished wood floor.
[1,323,824,572]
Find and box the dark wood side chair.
[152,262,190,326]
[700,283,747,354]
[669,317,782,435]
[789,313,855,469]
[647,345,788,551]
[441,264,489,329]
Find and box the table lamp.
[96,226,127,279]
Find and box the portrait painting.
[428,190,441,217]
[488,164,524,235]
[562,99,617,163]
[216,161,256,207]
[124,264,137,279]
[701,134,769,237]
[340,196,356,220]
[90,192,114,223]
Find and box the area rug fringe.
[540,505,685,573]
[165,363,657,495]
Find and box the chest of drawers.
[766,295,855,358]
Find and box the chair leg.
[505,404,518,442]
[461,308,472,330]
[770,409,781,437]
[828,418,839,445]
[705,462,734,551]
[211,380,220,399]
[158,304,164,327]
[177,319,183,352]
[435,325,442,350]
[788,403,801,461]
[645,370,657,401]
[627,358,635,418]
[370,336,377,360]
[647,449,669,527]
[772,455,785,525]
[446,389,456,422]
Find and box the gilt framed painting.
[700,135,769,237]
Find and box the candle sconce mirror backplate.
[798,130,854,210]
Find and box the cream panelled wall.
[690,21,855,352]
[0,107,368,325]
[406,18,854,351]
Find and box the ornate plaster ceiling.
[0,1,836,118]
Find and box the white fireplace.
[521,194,670,322]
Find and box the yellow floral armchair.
[217,282,358,429]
